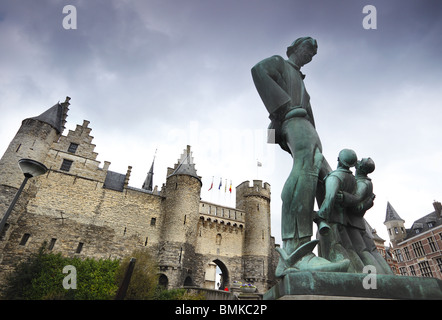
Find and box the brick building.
[384,201,442,280]
[0,98,278,293]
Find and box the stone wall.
[0,110,277,292]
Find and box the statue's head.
[356,158,375,175]
[337,149,357,168]
[286,37,318,66]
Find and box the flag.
[218,177,222,190]
[229,180,232,193]
[208,176,214,191]
[224,179,227,192]
[257,161,262,167]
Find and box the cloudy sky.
[0,0,441,245]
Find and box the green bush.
[3,245,205,300]
[2,245,119,300]
[153,288,205,300]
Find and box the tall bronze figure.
[252,37,349,276]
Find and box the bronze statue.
[338,158,394,274]
[317,149,366,272]
[252,37,349,276]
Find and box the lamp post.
[0,159,48,234]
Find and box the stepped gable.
[167,145,201,184]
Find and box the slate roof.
[168,146,201,184]
[26,102,68,133]
[142,160,154,191]
[406,210,442,240]
[384,202,405,223]
[103,170,126,192]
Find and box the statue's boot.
[275,240,350,277]
[292,253,349,273]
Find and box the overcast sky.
[1,0,441,245]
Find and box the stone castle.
[0,97,277,292]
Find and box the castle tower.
[159,145,202,287]
[236,180,272,290]
[384,202,407,245]
[0,97,70,189]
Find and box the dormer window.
[68,143,79,153]
[427,222,434,228]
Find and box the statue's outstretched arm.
[318,175,340,221]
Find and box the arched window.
[184,276,193,287]
[216,233,222,245]
[158,274,168,289]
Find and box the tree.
[114,248,159,300]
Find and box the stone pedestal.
[264,271,442,300]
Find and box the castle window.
[403,247,411,260]
[394,227,399,234]
[75,242,84,254]
[150,218,156,226]
[418,261,433,277]
[216,234,222,245]
[183,215,187,225]
[411,241,425,257]
[60,159,73,172]
[19,233,31,246]
[395,249,403,262]
[68,143,79,154]
[399,267,407,276]
[436,258,442,273]
[48,238,57,250]
[428,237,437,252]
[409,265,416,276]
[16,144,21,152]
[144,237,148,246]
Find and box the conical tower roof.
[168,145,201,184]
[142,156,155,191]
[384,202,405,223]
[25,97,70,133]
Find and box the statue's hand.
[336,191,344,203]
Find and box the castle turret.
[236,180,272,291]
[159,145,202,287]
[384,202,407,245]
[0,97,70,189]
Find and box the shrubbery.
[2,246,205,300]
[2,245,119,300]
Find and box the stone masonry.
[0,99,277,293]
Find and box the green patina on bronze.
[252,37,442,299]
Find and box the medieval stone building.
[0,98,277,293]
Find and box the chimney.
[103,161,111,171]
[433,201,441,219]
[124,166,132,187]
